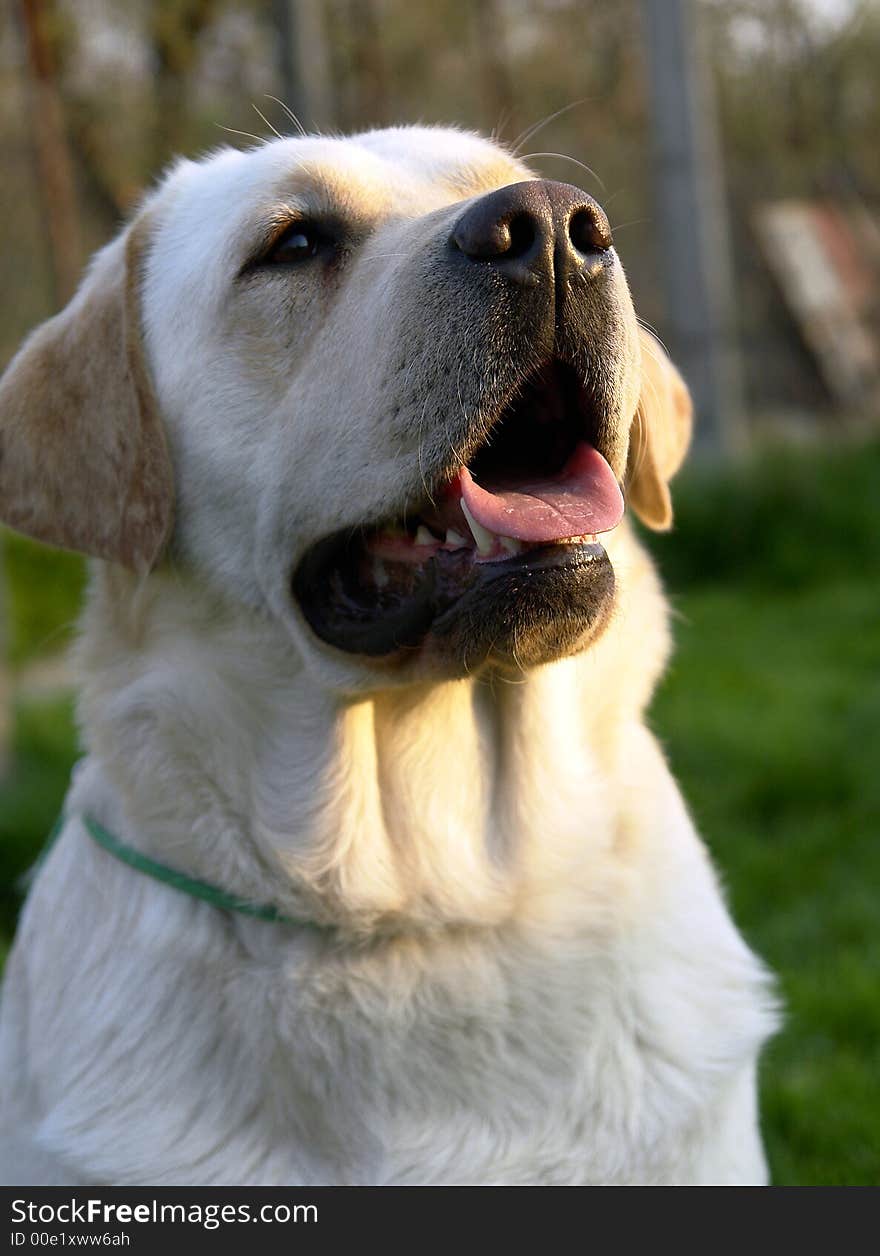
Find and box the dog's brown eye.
[268,222,322,264]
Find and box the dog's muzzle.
[292,180,635,677]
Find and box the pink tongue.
[458,442,624,542]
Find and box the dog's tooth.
[500,535,522,554]
[372,558,389,587]
[445,528,467,548]
[460,500,495,556]
[414,525,435,547]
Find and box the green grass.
[0,695,78,954]
[642,434,880,595]
[1,439,879,1183]
[2,531,85,669]
[0,529,85,951]
[651,581,880,1184]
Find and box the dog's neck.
[73,535,667,934]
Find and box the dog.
[0,126,776,1185]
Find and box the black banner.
[1,1184,867,1250]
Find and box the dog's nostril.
[569,207,613,255]
[504,212,537,260]
[454,210,539,262]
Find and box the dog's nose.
[450,180,613,286]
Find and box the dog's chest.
[10,847,770,1186]
[220,926,730,1186]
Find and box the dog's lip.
[292,535,610,659]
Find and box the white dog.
[0,126,775,1185]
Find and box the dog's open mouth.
[293,359,623,663]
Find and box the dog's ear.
[0,215,173,570]
[625,328,693,532]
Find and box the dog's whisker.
[416,391,435,506]
[509,99,592,156]
[637,318,670,357]
[600,188,627,211]
[357,254,411,263]
[251,102,284,141]
[262,94,307,137]
[609,219,650,234]
[490,106,515,147]
[216,123,266,147]
[518,151,606,193]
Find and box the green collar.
[49,814,311,928]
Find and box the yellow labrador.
[0,127,775,1185]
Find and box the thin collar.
[48,814,316,929]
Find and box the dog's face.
[0,127,691,688]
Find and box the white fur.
[0,128,776,1185]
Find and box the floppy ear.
[625,328,693,532]
[0,215,173,570]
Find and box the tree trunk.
[17,0,82,307]
[149,0,217,172]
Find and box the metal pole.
[641,0,746,453]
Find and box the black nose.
[450,180,613,286]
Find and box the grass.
[651,580,880,1184]
[644,437,880,1186]
[0,694,78,963]
[2,532,85,669]
[1,438,879,1183]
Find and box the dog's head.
[0,127,690,686]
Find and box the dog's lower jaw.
[294,534,618,678]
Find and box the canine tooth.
[373,558,389,587]
[445,529,467,548]
[414,525,435,547]
[460,500,495,556]
[500,535,522,554]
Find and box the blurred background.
[1,0,878,1184]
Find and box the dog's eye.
[267,221,323,265]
